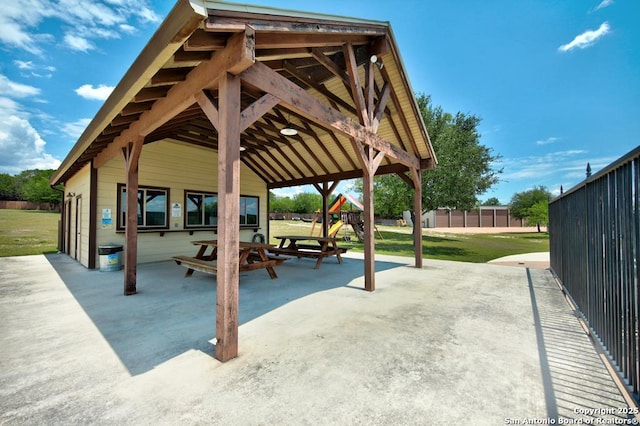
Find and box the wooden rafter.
[240,61,419,170]
[94,27,256,169]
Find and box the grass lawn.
[0,211,549,263]
[269,220,548,263]
[0,209,60,257]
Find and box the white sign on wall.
[171,203,182,218]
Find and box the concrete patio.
[0,252,634,425]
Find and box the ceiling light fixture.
[280,115,298,136]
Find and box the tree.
[269,192,294,213]
[291,192,322,214]
[509,186,552,232]
[16,169,62,207]
[354,94,502,216]
[0,174,19,200]
[482,197,501,206]
[370,174,412,217]
[419,94,502,211]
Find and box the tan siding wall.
[96,139,267,264]
[65,164,91,267]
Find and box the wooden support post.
[313,181,339,237]
[215,72,242,362]
[121,137,143,296]
[362,154,376,292]
[411,168,423,269]
[321,183,329,238]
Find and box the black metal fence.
[549,146,640,400]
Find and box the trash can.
[98,244,123,272]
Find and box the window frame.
[116,183,170,231]
[184,190,218,229]
[183,190,260,229]
[240,194,259,227]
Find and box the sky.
[1,0,638,205]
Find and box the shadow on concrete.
[525,268,631,422]
[45,253,404,376]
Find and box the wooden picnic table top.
[270,235,343,269]
[191,240,275,250]
[176,240,281,279]
[274,235,336,242]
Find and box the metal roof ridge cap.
[204,0,390,27]
[51,0,207,185]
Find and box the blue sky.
[1,0,638,205]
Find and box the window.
[184,191,259,228]
[240,195,259,226]
[117,184,169,230]
[185,191,217,227]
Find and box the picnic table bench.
[269,235,346,269]
[172,240,284,279]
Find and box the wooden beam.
[267,158,434,189]
[240,93,279,132]
[240,61,419,170]
[215,73,242,362]
[411,167,423,268]
[396,171,414,188]
[313,181,340,237]
[121,136,143,296]
[310,48,350,87]
[366,60,375,125]
[94,27,255,169]
[195,91,219,130]
[372,81,390,133]
[205,17,388,38]
[183,30,227,51]
[343,43,369,127]
[255,32,371,49]
[362,162,375,292]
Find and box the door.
[64,199,71,255]
[75,195,82,261]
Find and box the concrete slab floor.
[0,253,634,425]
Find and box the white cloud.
[61,118,91,139]
[500,150,617,184]
[594,0,614,11]
[535,136,559,146]
[559,22,611,52]
[75,84,114,101]
[271,186,307,198]
[0,75,41,98]
[64,34,94,52]
[0,73,58,173]
[137,7,161,24]
[0,0,53,54]
[0,0,160,55]
[13,60,56,78]
[14,60,34,70]
[0,115,60,174]
[119,24,136,34]
[0,96,22,117]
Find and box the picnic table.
[269,235,346,269]
[172,240,284,279]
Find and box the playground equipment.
[309,193,382,242]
